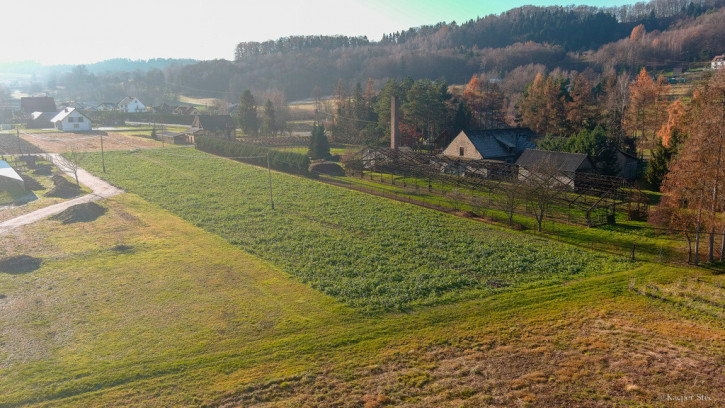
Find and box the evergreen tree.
[308,123,330,160]
[261,99,276,136]
[238,89,258,137]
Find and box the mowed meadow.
[77,149,630,311]
[0,148,722,407]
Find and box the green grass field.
[76,148,631,311]
[1,147,723,407]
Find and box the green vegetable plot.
[81,148,630,311]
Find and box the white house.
[713,55,725,70]
[51,108,92,131]
[118,97,146,113]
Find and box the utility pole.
[16,127,22,156]
[100,132,106,173]
[267,153,274,210]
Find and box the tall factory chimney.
[390,96,400,150]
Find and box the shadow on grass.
[0,255,42,274]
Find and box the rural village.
[1,0,725,407]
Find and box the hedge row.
[196,136,310,175]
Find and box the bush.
[196,136,310,175]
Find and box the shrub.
[196,137,310,175]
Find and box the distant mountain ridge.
[0,58,198,75]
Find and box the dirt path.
[0,154,123,235]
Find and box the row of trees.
[652,70,725,264]
[236,90,285,137]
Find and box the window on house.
[74,123,79,129]
[459,147,465,156]
[68,117,74,123]
[78,117,84,122]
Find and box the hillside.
[170,0,725,100]
[1,149,722,406]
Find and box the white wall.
[56,111,92,131]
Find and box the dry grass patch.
[21,132,161,152]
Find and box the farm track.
[0,154,123,234]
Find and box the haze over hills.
[0,58,198,77]
[2,0,724,103]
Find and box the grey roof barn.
[20,97,57,115]
[442,128,538,162]
[516,149,595,174]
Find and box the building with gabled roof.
[27,111,58,129]
[442,128,539,163]
[118,97,146,113]
[51,108,92,132]
[516,149,595,189]
[712,55,725,70]
[20,97,56,115]
[187,115,236,142]
[173,105,200,115]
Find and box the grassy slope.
[1,150,722,406]
[75,148,630,311]
[0,195,722,407]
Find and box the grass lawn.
[0,193,723,407]
[76,148,632,312]
[324,174,693,264]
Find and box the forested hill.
[199,0,723,100]
[0,58,198,76]
[27,0,725,104]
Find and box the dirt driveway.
[0,154,123,234]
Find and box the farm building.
[442,128,538,163]
[27,111,58,129]
[616,150,639,180]
[118,97,146,113]
[0,160,24,191]
[20,97,56,116]
[516,149,595,189]
[51,108,92,132]
[174,105,200,115]
[187,115,236,142]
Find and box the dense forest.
[17,0,724,106]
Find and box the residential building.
[712,55,725,70]
[118,97,146,113]
[51,108,92,132]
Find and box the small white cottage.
[118,97,146,113]
[51,108,92,132]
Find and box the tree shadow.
[0,255,42,274]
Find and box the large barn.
[20,97,57,116]
[442,128,538,163]
[186,115,237,143]
[516,149,595,189]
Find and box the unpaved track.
[0,154,123,235]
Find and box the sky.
[2,0,635,66]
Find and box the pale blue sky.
[3,0,634,65]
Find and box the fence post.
[631,244,636,261]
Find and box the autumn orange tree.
[566,74,596,134]
[463,74,507,129]
[518,73,566,135]
[646,99,687,190]
[624,67,670,154]
[661,70,725,264]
